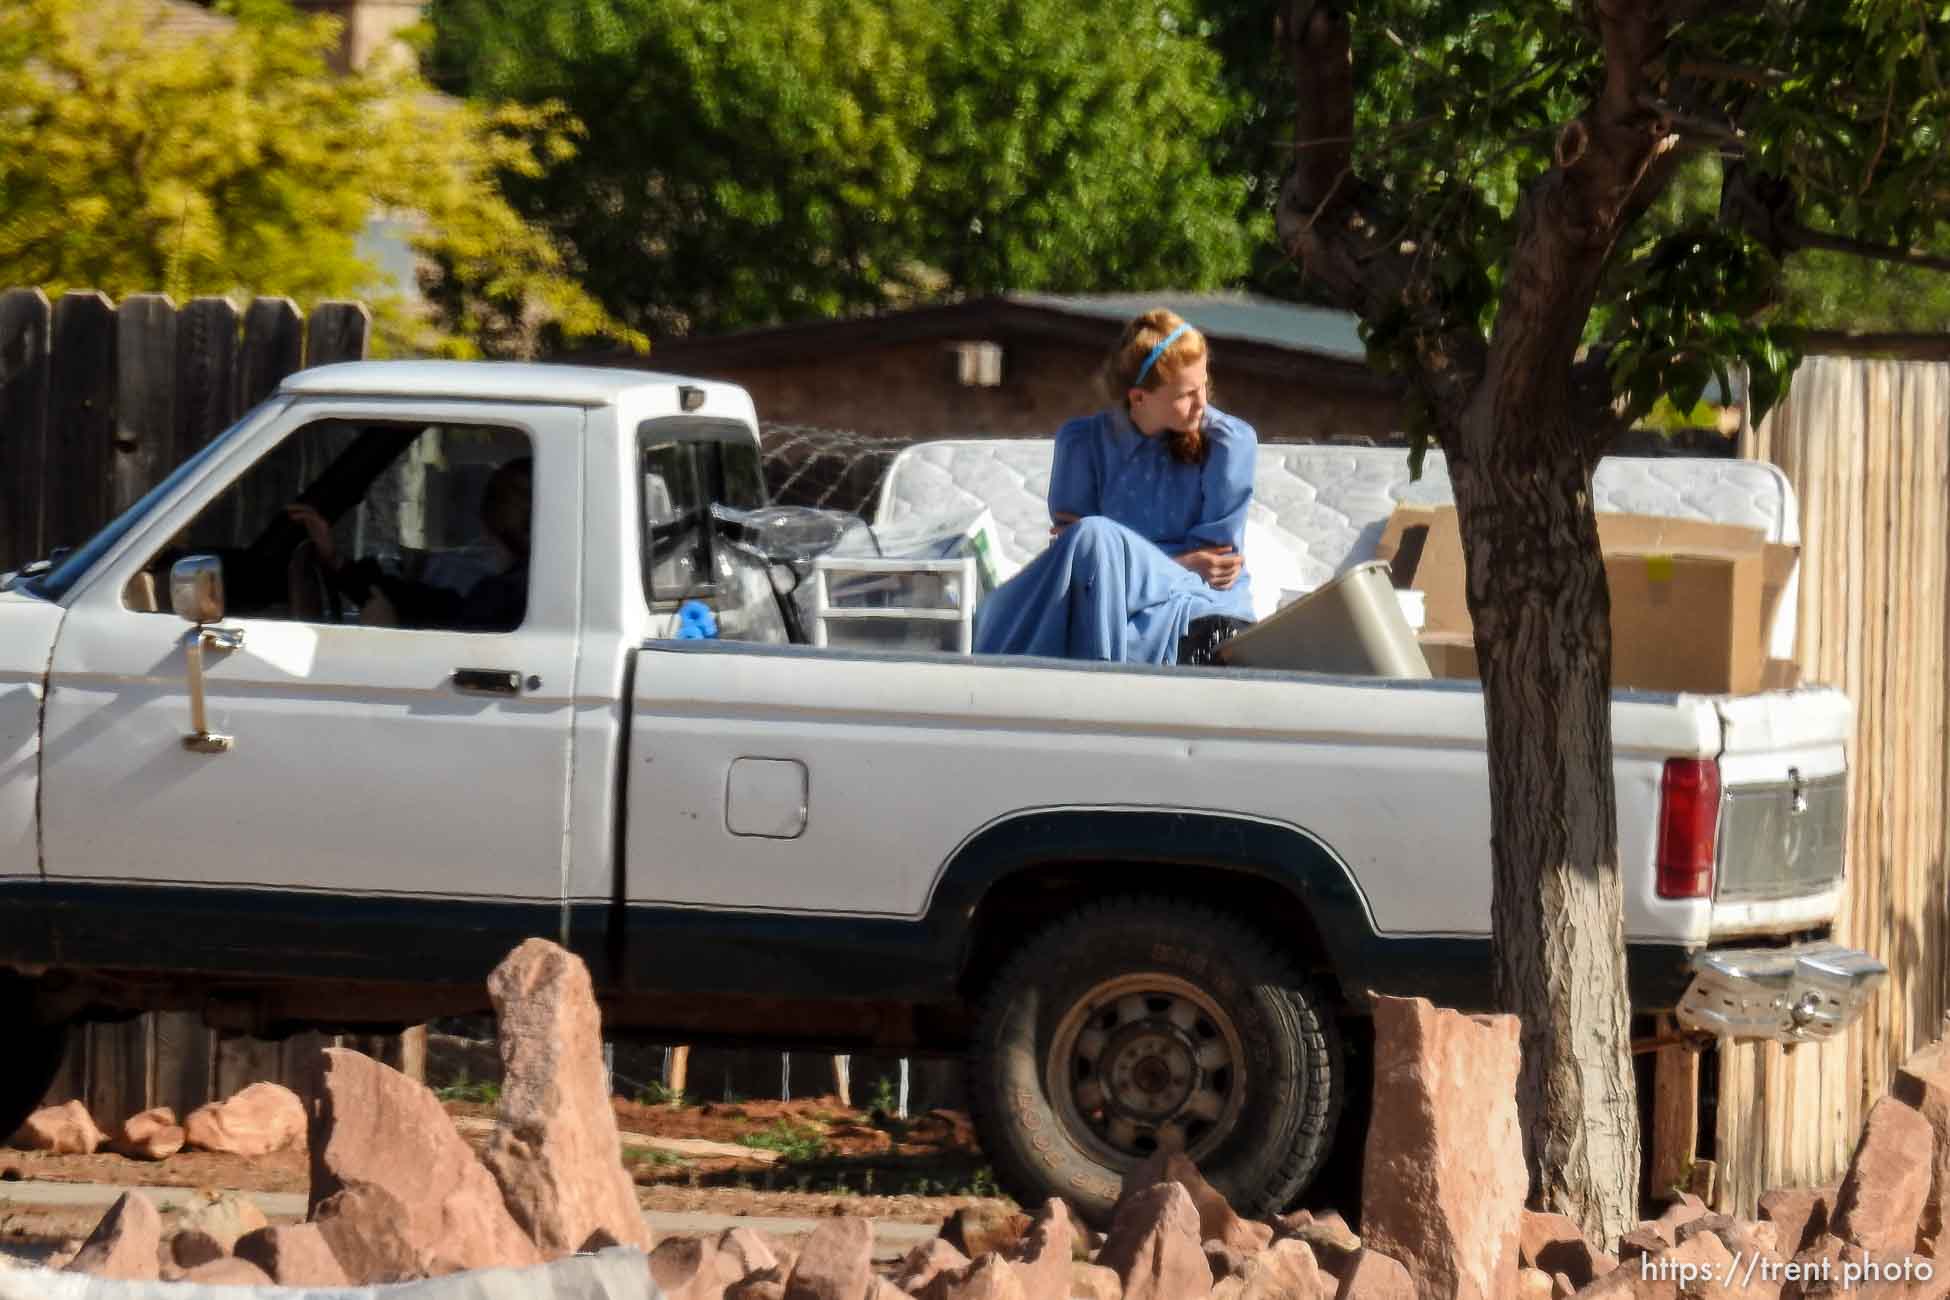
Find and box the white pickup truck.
[0,361,1884,1220]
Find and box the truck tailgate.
[1709,686,1851,935]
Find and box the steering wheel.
[287,538,344,625]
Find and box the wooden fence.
[1706,355,1950,1213]
[0,288,370,577]
[0,288,412,1125]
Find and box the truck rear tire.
[0,977,68,1141]
[967,897,1342,1225]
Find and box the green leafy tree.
[1278,0,1948,1238]
[426,0,1253,335]
[0,0,642,356]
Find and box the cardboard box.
[1418,630,1480,680]
[1378,504,1800,696]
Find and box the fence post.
[114,294,177,516]
[306,301,370,367]
[46,291,116,562]
[0,288,52,573]
[176,297,240,463]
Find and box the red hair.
[1103,309,1210,465]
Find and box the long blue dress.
[972,406,1258,663]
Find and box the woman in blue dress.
[973,309,1257,663]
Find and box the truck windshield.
[16,399,289,603]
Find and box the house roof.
[1003,291,1368,362]
[630,293,1394,393]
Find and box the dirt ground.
[0,1092,1011,1255]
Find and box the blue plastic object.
[676,600,719,639]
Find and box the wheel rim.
[1045,973,1248,1168]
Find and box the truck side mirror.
[170,556,225,624]
[169,556,237,754]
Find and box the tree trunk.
[1450,420,1641,1242]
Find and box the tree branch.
[1669,58,1784,87]
[1786,225,1950,274]
[1633,94,1744,151]
[1471,0,1674,462]
[1275,2,1488,433]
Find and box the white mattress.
[874,440,1802,655]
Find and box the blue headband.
[1134,323,1192,387]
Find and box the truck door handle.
[453,668,523,695]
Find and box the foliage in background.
[425,0,1253,336]
[0,0,641,357]
[1296,1,1950,450]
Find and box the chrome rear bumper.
[1675,941,1886,1043]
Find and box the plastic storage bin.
[1220,560,1431,677]
[811,555,978,654]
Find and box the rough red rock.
[1206,1241,1250,1285]
[1275,1209,1361,1275]
[112,1106,185,1161]
[925,1254,1027,1300]
[1005,1198,1080,1300]
[1335,1249,1415,1300]
[1566,1229,1778,1300]
[234,1224,351,1288]
[308,1047,542,1281]
[63,1191,161,1281]
[720,1227,781,1279]
[181,1257,276,1287]
[1617,1228,1668,1262]
[1832,1096,1935,1256]
[483,938,654,1255]
[1095,1181,1212,1300]
[1783,1233,1856,1300]
[651,1236,731,1300]
[1518,1269,1554,1300]
[169,1228,226,1270]
[1359,997,1525,1300]
[1893,1035,1950,1257]
[941,1205,1033,1260]
[648,1231,784,1300]
[1069,1262,1123,1300]
[1279,1208,1357,1262]
[1645,1193,1713,1249]
[727,1278,788,1300]
[13,1100,106,1155]
[1119,1152,1273,1255]
[1229,1238,1332,1299]
[896,1238,973,1295]
[1519,1210,1613,1288]
[783,1216,874,1300]
[184,1082,306,1156]
[1758,1187,1834,1259]
[175,1188,269,1252]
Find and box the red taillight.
[1657,758,1721,899]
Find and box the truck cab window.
[637,421,784,644]
[125,420,534,633]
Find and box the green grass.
[623,1145,691,1170]
[633,1082,688,1107]
[866,1075,899,1116]
[435,1071,501,1104]
[736,1119,830,1163]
